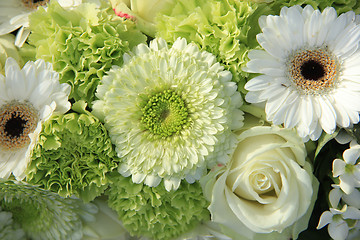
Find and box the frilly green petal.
[26,102,120,202]
[107,173,210,240]
[0,179,97,240]
[28,1,147,105]
[156,0,257,86]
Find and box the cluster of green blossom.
[0,179,97,240]
[107,173,210,240]
[28,1,147,105]
[26,102,120,202]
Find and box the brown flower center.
[0,102,39,151]
[22,0,49,9]
[288,48,340,95]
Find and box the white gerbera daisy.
[0,57,70,180]
[244,5,360,141]
[0,0,84,47]
[93,38,243,191]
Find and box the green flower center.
[2,199,43,232]
[141,90,189,137]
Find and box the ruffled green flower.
[0,179,97,240]
[92,38,244,191]
[28,1,147,105]
[26,101,120,202]
[156,0,258,88]
[107,173,210,240]
[0,208,25,240]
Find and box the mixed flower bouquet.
[0,0,360,239]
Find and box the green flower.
[107,173,210,240]
[0,208,25,240]
[26,101,120,202]
[28,1,147,105]
[156,0,258,88]
[92,38,244,191]
[0,179,97,240]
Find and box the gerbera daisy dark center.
[22,0,49,9]
[300,60,325,81]
[0,102,39,150]
[289,49,339,94]
[141,90,189,137]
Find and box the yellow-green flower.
[28,1,147,105]
[107,173,210,240]
[0,179,97,240]
[26,102,120,202]
[93,38,244,191]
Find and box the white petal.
[333,159,346,177]
[317,211,333,229]
[343,147,360,165]
[328,221,349,240]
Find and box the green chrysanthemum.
[0,208,25,240]
[107,173,210,240]
[156,0,257,87]
[0,179,97,240]
[28,1,147,105]
[92,38,244,191]
[26,101,120,202]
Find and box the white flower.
[317,205,360,240]
[333,140,360,194]
[244,5,360,141]
[93,38,244,191]
[201,124,318,239]
[0,0,89,47]
[0,57,70,180]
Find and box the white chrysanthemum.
[0,179,97,240]
[93,38,243,191]
[244,5,360,141]
[0,0,91,47]
[0,57,70,180]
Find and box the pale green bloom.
[107,173,210,240]
[156,0,257,87]
[93,37,244,191]
[26,101,120,202]
[28,1,147,105]
[0,208,25,240]
[0,179,97,240]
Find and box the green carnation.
[0,179,97,240]
[26,101,120,202]
[107,173,210,240]
[28,1,147,105]
[0,208,25,240]
[156,0,257,88]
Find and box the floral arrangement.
[1,0,360,240]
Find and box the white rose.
[110,0,174,36]
[201,125,319,240]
